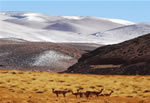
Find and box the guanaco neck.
[71,91,74,94]
[52,88,55,93]
[99,89,104,93]
[109,91,113,95]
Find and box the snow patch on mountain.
[92,23,150,44]
[32,50,73,68]
[90,16,135,25]
[62,16,84,20]
[1,11,147,45]
[108,19,135,25]
[0,20,113,44]
[23,13,47,22]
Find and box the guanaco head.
[100,88,104,92]
[77,88,83,92]
[110,90,114,94]
[52,88,55,92]
[78,88,84,90]
[76,89,80,92]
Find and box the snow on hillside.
[0,37,27,42]
[32,50,73,69]
[23,13,47,22]
[0,12,47,21]
[1,11,149,45]
[61,15,135,25]
[0,12,125,35]
[92,23,150,44]
[108,18,135,25]
[62,16,85,20]
[91,17,135,25]
[0,20,107,43]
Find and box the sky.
[0,0,150,22]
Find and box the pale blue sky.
[0,0,150,22]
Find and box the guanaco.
[91,88,104,97]
[71,89,84,98]
[52,88,71,97]
[84,91,91,99]
[71,90,79,98]
[76,89,84,98]
[84,88,104,98]
[99,90,114,96]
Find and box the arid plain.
[0,69,150,103]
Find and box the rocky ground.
[66,33,150,75]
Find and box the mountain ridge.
[0,11,141,45]
[65,33,150,75]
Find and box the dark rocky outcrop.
[65,33,150,75]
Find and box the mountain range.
[0,11,142,44]
[0,12,150,74]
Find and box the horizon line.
[0,10,139,23]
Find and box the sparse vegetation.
[0,69,150,103]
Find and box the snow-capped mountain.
[1,12,127,33]
[2,11,149,45]
[1,11,150,72]
[92,23,150,44]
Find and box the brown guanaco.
[52,88,71,97]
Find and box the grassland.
[0,69,150,103]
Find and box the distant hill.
[65,33,150,75]
[0,12,138,44]
[0,39,102,72]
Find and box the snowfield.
[23,13,47,22]
[32,50,74,69]
[108,18,135,25]
[62,16,85,20]
[0,12,150,45]
[92,23,150,44]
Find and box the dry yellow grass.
[0,69,150,103]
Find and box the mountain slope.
[0,20,107,43]
[1,12,125,33]
[65,33,150,75]
[92,23,150,44]
[0,39,101,72]
[0,12,139,44]
[0,41,83,72]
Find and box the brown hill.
[65,33,150,75]
[0,40,101,72]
